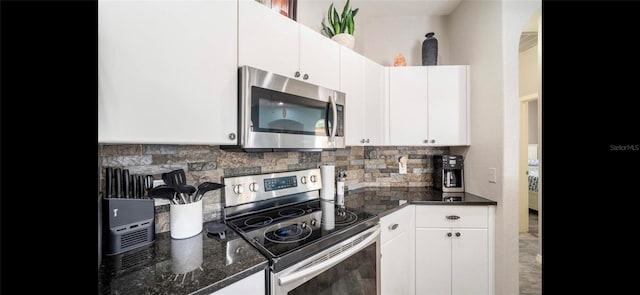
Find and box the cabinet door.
[427,66,469,146]
[210,270,265,295]
[380,206,415,295]
[339,47,365,146]
[238,0,298,78]
[381,232,412,295]
[99,0,237,144]
[299,24,340,89]
[363,58,386,145]
[451,229,488,295]
[415,228,451,295]
[388,67,429,145]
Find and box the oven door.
[271,225,381,295]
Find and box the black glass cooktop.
[227,199,377,258]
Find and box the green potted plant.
[321,0,359,49]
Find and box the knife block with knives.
[102,167,156,255]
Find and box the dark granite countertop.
[98,222,268,295]
[343,187,497,218]
[98,187,495,294]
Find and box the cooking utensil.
[114,168,122,198]
[175,184,194,204]
[138,175,145,199]
[131,174,138,198]
[105,167,113,198]
[162,169,186,188]
[145,175,154,197]
[194,182,225,202]
[123,169,130,198]
[149,185,178,204]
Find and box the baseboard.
[536,254,542,264]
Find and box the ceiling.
[310,0,463,16]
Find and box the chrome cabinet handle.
[423,139,429,143]
[430,139,436,143]
[388,223,399,230]
[361,139,365,143]
[228,133,236,140]
[447,232,452,237]
[446,215,460,220]
[365,139,370,143]
[294,71,301,78]
[303,74,309,80]
[455,232,461,237]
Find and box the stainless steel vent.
[520,32,538,52]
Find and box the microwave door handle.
[329,95,337,144]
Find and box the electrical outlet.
[398,156,408,174]
[399,163,407,174]
[488,168,497,183]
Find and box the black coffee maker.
[434,155,464,192]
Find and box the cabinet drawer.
[415,206,488,228]
[380,206,413,244]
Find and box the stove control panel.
[222,168,322,207]
[264,176,297,192]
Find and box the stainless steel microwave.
[222,66,345,152]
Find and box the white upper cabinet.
[299,25,340,89]
[340,48,386,146]
[363,58,386,145]
[388,67,429,145]
[238,0,339,90]
[427,66,469,146]
[339,47,365,146]
[388,66,470,146]
[98,0,238,144]
[238,0,298,79]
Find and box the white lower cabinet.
[380,206,415,295]
[415,206,494,295]
[210,270,265,295]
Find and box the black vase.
[422,32,438,66]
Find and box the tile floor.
[519,210,541,295]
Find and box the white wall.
[297,1,450,66]
[449,0,541,294]
[519,45,538,96]
[359,15,449,66]
[520,44,538,144]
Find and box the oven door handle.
[278,226,381,287]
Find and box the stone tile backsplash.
[99,144,449,233]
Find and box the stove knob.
[233,184,244,194]
[249,182,260,192]
[300,176,308,184]
[310,219,317,226]
[310,175,317,183]
[301,222,307,229]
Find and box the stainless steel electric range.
[222,168,380,295]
